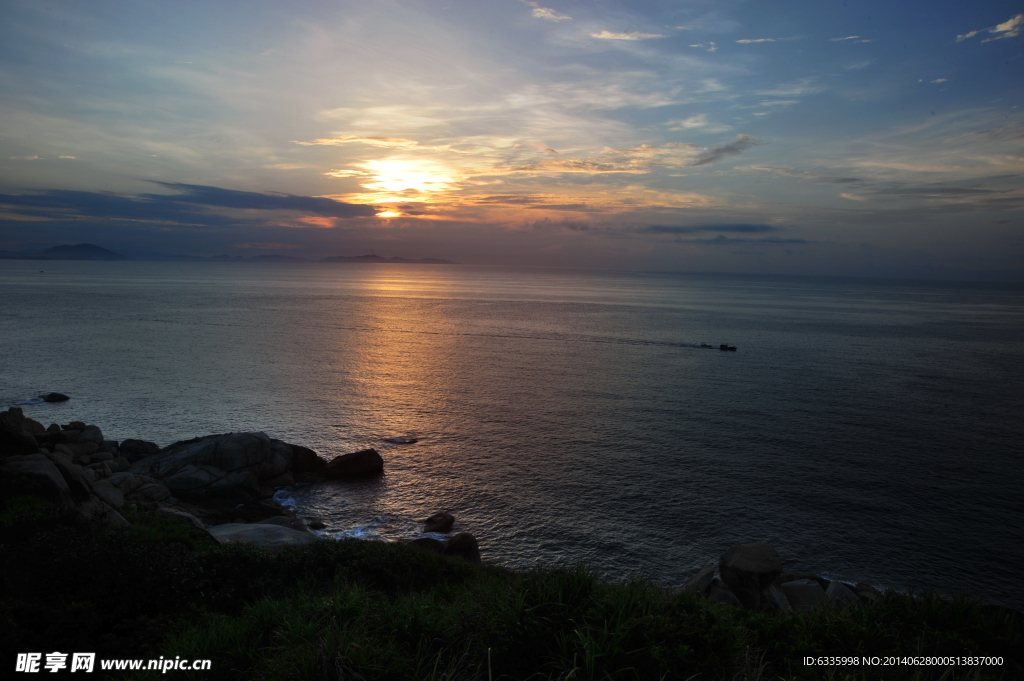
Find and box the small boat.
[719,344,737,351]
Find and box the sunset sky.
[1,0,1022,278]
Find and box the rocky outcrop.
[423,512,455,533]
[682,542,884,616]
[408,532,481,564]
[39,392,70,402]
[2,453,74,509]
[321,448,383,479]
[0,407,42,455]
[119,439,161,463]
[719,542,782,610]
[206,523,318,550]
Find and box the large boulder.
[780,579,826,611]
[321,448,383,479]
[825,581,859,608]
[706,578,743,608]
[683,564,716,595]
[719,542,783,610]
[423,512,454,533]
[131,432,292,495]
[76,495,131,528]
[256,515,311,533]
[39,392,70,402]
[119,439,161,463]
[0,408,41,456]
[91,480,125,508]
[206,523,318,550]
[1,454,74,509]
[445,532,481,564]
[107,472,173,509]
[289,443,325,473]
[42,451,94,501]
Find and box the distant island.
[0,243,453,264]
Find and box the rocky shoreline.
[0,406,480,562]
[5,405,1012,617]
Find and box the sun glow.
[356,157,457,203]
[376,210,402,218]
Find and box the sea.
[2,260,1022,608]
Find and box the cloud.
[757,78,822,97]
[957,13,1023,42]
[9,156,39,160]
[689,42,718,52]
[687,135,764,166]
[643,223,781,234]
[0,184,376,227]
[932,78,948,84]
[59,155,76,159]
[294,135,419,148]
[666,114,732,133]
[591,30,665,41]
[524,2,570,22]
[232,242,302,250]
[736,38,775,44]
[831,36,860,41]
[750,166,863,184]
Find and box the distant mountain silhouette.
[251,254,308,261]
[41,243,128,260]
[0,243,128,261]
[321,254,453,264]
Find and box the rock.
[119,439,161,463]
[773,572,831,592]
[257,516,310,533]
[160,463,260,500]
[206,523,318,550]
[683,563,716,595]
[706,578,743,608]
[107,472,173,508]
[65,421,87,431]
[76,495,130,528]
[764,584,793,615]
[111,456,130,473]
[90,451,114,463]
[445,532,481,564]
[39,392,70,402]
[1,454,73,509]
[156,507,206,530]
[262,470,295,489]
[321,448,383,479]
[825,581,860,609]
[853,583,881,603]
[91,480,125,508]
[411,537,448,555]
[0,407,40,456]
[99,440,119,453]
[132,432,292,487]
[42,451,94,501]
[780,579,826,611]
[77,427,104,445]
[719,542,783,610]
[54,442,99,458]
[307,519,326,530]
[423,512,455,533]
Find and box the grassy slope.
[0,496,1019,681]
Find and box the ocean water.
[2,260,1022,607]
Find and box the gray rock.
[42,451,94,501]
[90,451,114,463]
[423,512,455,533]
[133,432,292,485]
[261,470,295,489]
[39,392,70,402]
[780,579,826,611]
[77,495,130,528]
[78,428,104,445]
[2,455,73,509]
[55,442,99,458]
[0,407,40,455]
[119,439,161,463]
[706,578,743,608]
[307,519,326,530]
[111,456,130,473]
[765,584,793,615]
[719,542,783,610]
[257,516,311,533]
[289,443,325,473]
[156,507,205,530]
[108,472,173,508]
[683,563,716,595]
[853,583,881,603]
[774,572,831,592]
[321,448,383,479]
[206,523,318,550]
[825,581,860,608]
[445,532,481,564]
[92,480,125,508]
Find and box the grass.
[0,494,1020,680]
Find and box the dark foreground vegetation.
[1,494,1019,681]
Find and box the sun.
[356,157,457,202]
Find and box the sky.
[1,0,1022,279]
